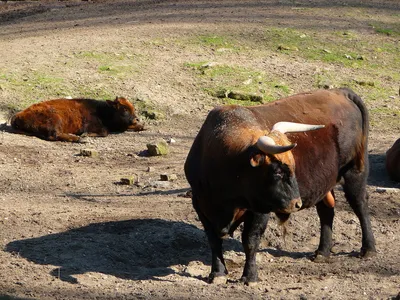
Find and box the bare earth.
[0,1,399,299]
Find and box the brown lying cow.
[386,138,400,182]
[184,88,376,285]
[10,97,144,142]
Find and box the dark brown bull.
[184,88,376,285]
[386,138,400,182]
[10,97,143,142]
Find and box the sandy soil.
[0,1,399,299]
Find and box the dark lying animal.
[184,88,376,285]
[386,138,400,182]
[11,97,144,142]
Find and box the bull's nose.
[294,198,302,210]
[280,197,302,214]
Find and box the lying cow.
[386,138,400,182]
[10,97,144,142]
[184,88,376,285]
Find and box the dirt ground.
[0,1,399,299]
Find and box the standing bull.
[184,88,376,284]
[386,138,400,182]
[10,96,144,142]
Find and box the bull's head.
[107,97,144,132]
[249,122,324,214]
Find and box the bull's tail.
[340,87,369,172]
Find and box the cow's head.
[248,122,324,214]
[106,97,144,132]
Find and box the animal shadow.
[368,153,400,188]
[6,218,214,283]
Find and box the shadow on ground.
[5,218,222,283]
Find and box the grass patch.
[197,34,236,48]
[263,28,369,67]
[0,71,69,109]
[98,64,136,76]
[73,50,142,78]
[370,22,400,36]
[185,62,291,104]
[190,34,243,53]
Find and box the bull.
[386,138,400,182]
[10,96,144,142]
[184,88,376,284]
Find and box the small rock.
[147,166,154,172]
[323,49,332,53]
[242,79,252,85]
[354,80,375,87]
[317,80,334,89]
[160,174,178,181]
[151,181,171,189]
[178,189,192,198]
[375,187,399,193]
[167,138,176,144]
[80,149,98,157]
[146,140,169,156]
[345,54,353,60]
[227,91,263,102]
[120,176,135,185]
[278,45,299,51]
[200,62,219,69]
[212,88,229,98]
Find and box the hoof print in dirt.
[146,140,169,156]
[79,149,99,157]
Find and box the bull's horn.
[272,122,325,134]
[256,136,297,155]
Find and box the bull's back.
[11,99,96,135]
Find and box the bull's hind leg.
[314,191,335,262]
[342,169,376,257]
[241,212,269,285]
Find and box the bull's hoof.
[359,248,377,259]
[240,276,258,286]
[209,274,227,285]
[312,253,331,263]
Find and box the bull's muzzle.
[280,197,302,213]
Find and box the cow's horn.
[256,136,297,155]
[272,122,325,134]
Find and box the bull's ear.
[250,153,265,167]
[106,100,115,106]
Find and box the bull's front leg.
[314,194,335,262]
[241,212,269,285]
[205,228,228,284]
